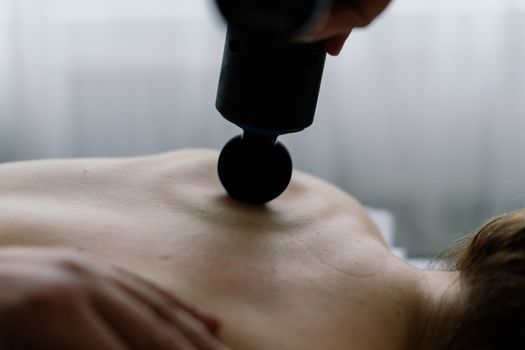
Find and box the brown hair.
[441,209,525,349]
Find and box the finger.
[325,31,351,56]
[59,304,129,350]
[299,4,361,42]
[92,283,198,350]
[114,267,221,335]
[112,275,229,349]
[3,300,126,350]
[172,309,231,350]
[317,5,363,40]
[305,0,390,42]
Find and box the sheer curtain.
[0,0,524,256]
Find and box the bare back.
[0,149,419,350]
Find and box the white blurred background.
[0,0,524,257]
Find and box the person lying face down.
[0,149,522,350]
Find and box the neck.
[409,269,462,350]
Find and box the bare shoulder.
[0,149,215,193]
[0,149,386,245]
[148,149,386,245]
[0,147,355,204]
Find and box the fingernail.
[192,306,222,335]
[179,308,222,336]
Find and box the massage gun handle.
[215,0,333,37]
[216,25,327,136]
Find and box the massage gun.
[215,0,331,204]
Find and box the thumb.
[325,31,351,56]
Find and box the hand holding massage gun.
[215,0,331,204]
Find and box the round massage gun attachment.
[218,132,293,205]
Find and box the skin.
[0,248,227,350]
[0,149,460,350]
[304,0,394,55]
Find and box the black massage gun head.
[218,133,293,205]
